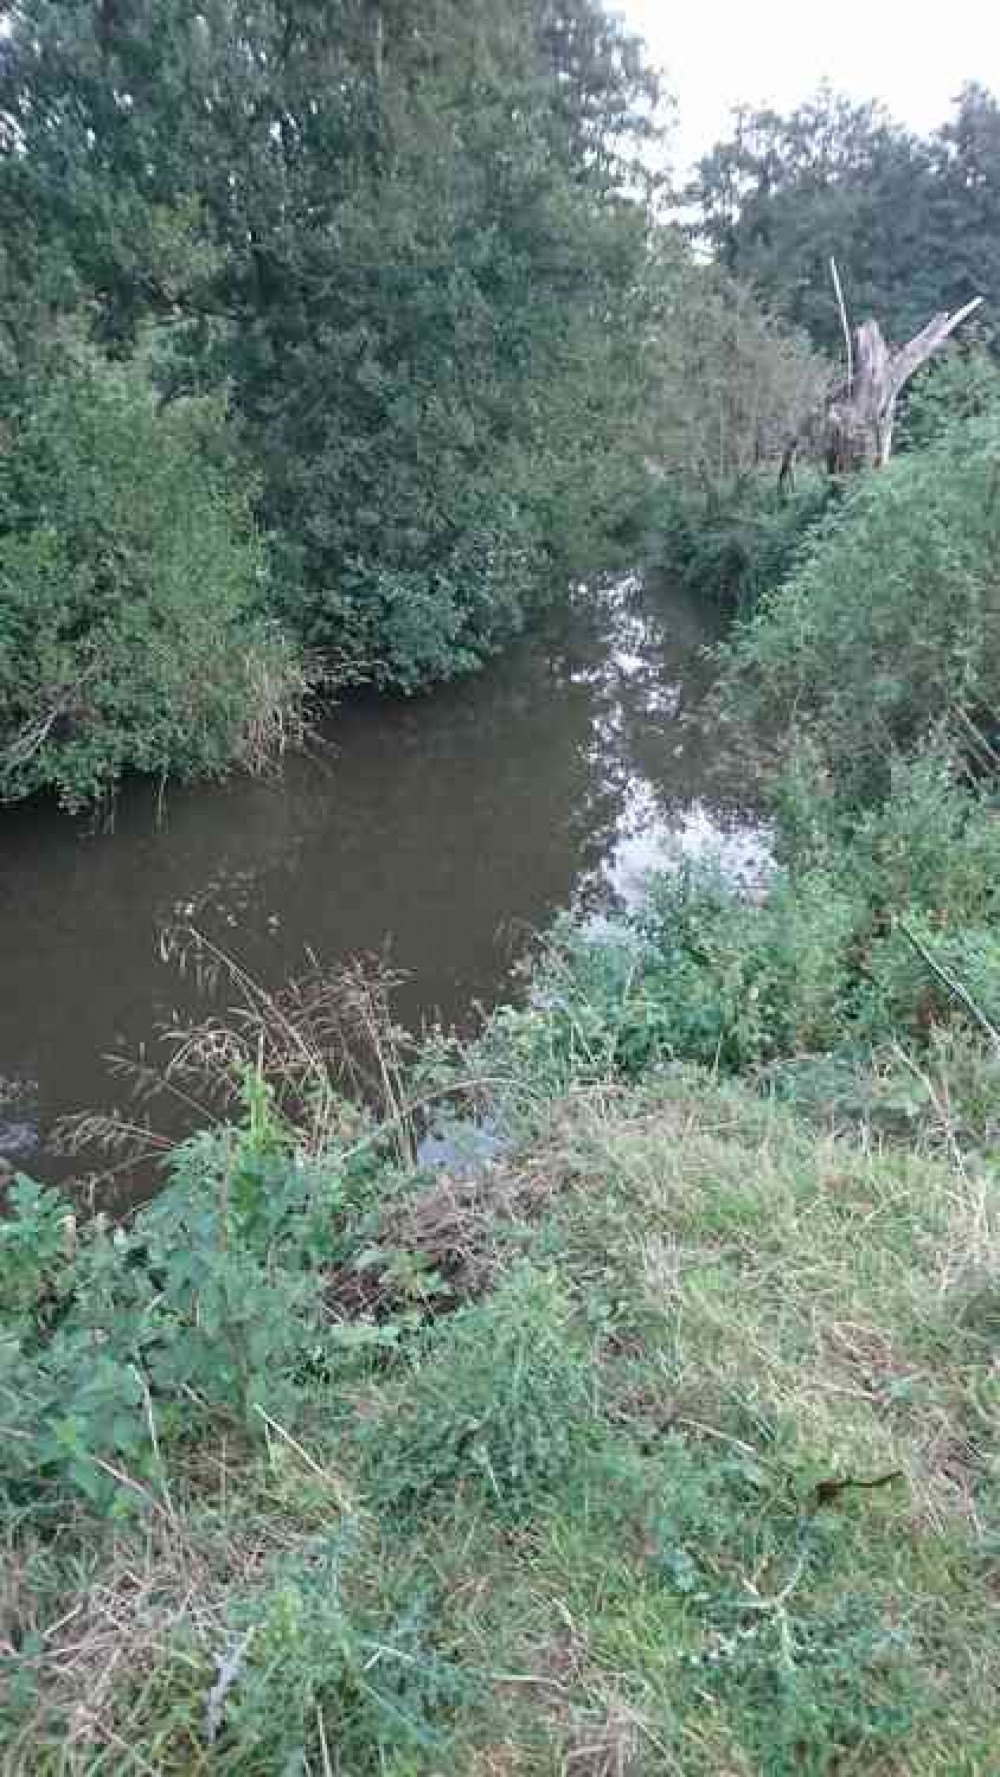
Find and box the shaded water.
[0,575,766,1189]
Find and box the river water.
[0,574,766,1191]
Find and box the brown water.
[0,574,766,1189]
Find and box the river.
[0,573,766,1194]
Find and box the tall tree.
[0,0,663,685]
[686,84,1000,356]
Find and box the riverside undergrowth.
[4,399,1000,1770]
[2,930,998,1771]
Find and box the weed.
[365,1269,597,1522]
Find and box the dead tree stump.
[825,296,983,474]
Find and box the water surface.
[0,575,765,1189]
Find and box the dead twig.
[829,256,853,397]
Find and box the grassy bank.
[2,988,998,1771]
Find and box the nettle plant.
[0,1078,354,1518]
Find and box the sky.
[621,0,1000,170]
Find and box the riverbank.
[3,1033,997,1771]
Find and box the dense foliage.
[643,247,829,486]
[0,349,305,808]
[0,0,848,806]
[648,469,834,615]
[0,0,661,714]
[687,84,1000,354]
[723,409,1000,801]
[636,242,833,615]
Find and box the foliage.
[651,469,835,614]
[896,342,1000,451]
[721,410,1000,805]
[0,350,305,808]
[0,0,664,697]
[0,1093,351,1516]
[366,1268,593,1521]
[473,747,1000,1112]
[484,865,855,1082]
[636,241,834,615]
[686,82,1000,355]
[642,246,831,490]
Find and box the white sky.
[620,0,1000,171]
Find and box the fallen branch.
[897,919,1000,1049]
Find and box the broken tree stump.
[825,287,983,474]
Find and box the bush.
[651,472,836,616]
[722,413,1000,805]
[897,345,1000,453]
[475,748,1000,1105]
[0,1107,349,1517]
[0,350,307,807]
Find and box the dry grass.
[1,1431,351,1766]
[327,1139,569,1319]
[54,932,420,1179]
[562,1700,646,1776]
[235,644,324,779]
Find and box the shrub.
[897,344,1000,453]
[652,472,836,616]
[0,1108,347,1517]
[722,413,1000,805]
[476,748,1000,1107]
[0,350,307,807]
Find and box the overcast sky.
[621,0,1000,170]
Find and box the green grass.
[3,1074,997,1773]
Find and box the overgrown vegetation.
[2,10,1000,1771]
[0,348,309,809]
[2,1030,998,1769]
[723,407,1000,801]
[648,470,834,615]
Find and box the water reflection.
[0,572,768,1182]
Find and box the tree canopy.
[0,0,664,692]
[686,83,1000,355]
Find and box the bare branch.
[887,297,984,403]
[825,296,984,472]
[829,256,853,396]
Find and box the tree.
[641,239,829,489]
[686,84,1000,357]
[929,84,1000,323]
[0,0,665,689]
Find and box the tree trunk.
[826,297,983,474]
